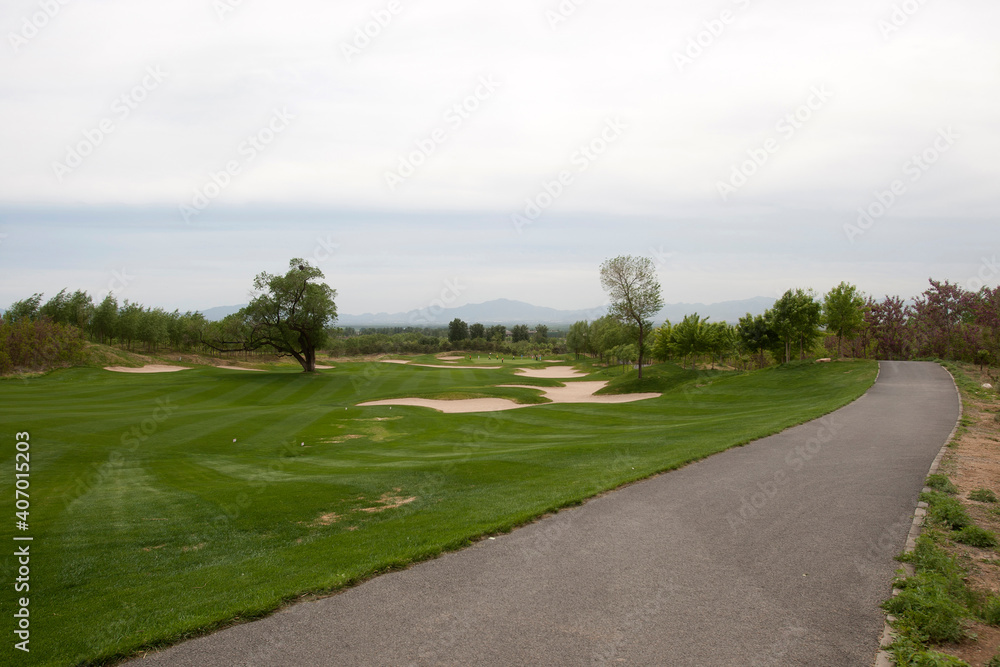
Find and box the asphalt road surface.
[132,361,960,666]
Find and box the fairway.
[1,359,877,666]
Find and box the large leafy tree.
[669,313,709,368]
[206,259,337,372]
[90,294,119,345]
[823,282,866,357]
[599,255,664,378]
[511,324,530,343]
[768,289,822,363]
[487,324,507,344]
[910,280,973,360]
[566,320,590,358]
[865,295,910,361]
[448,318,468,343]
[5,293,42,323]
[737,313,776,369]
[651,321,673,362]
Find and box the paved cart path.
[133,361,959,666]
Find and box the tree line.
[5,258,1000,374]
[567,279,1000,370]
[5,289,212,354]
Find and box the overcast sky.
[1,0,997,315]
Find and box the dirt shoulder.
[930,362,1000,666]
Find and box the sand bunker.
[104,365,191,374]
[415,364,500,369]
[379,360,501,370]
[515,367,587,379]
[315,365,335,369]
[437,356,465,361]
[358,380,659,413]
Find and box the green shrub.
[979,596,1000,626]
[969,488,998,503]
[927,474,959,495]
[955,525,998,549]
[901,535,968,592]
[889,535,975,648]
[884,573,970,644]
[923,493,972,530]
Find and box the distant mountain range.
[200,297,776,327]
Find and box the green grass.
[956,525,998,549]
[888,535,975,648]
[922,491,973,530]
[927,474,959,495]
[0,358,877,666]
[970,488,998,503]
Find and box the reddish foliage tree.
[865,295,911,361]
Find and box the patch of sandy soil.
[515,366,587,379]
[499,381,660,404]
[356,490,416,513]
[412,363,502,370]
[928,363,1000,665]
[320,435,365,444]
[940,624,1000,667]
[358,397,522,413]
[378,359,503,370]
[358,380,659,413]
[104,365,191,373]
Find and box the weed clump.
[886,535,974,654]
[969,488,998,503]
[955,526,998,549]
[922,492,972,530]
[927,474,959,495]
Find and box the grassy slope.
[0,359,876,666]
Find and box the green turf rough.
[0,359,877,666]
